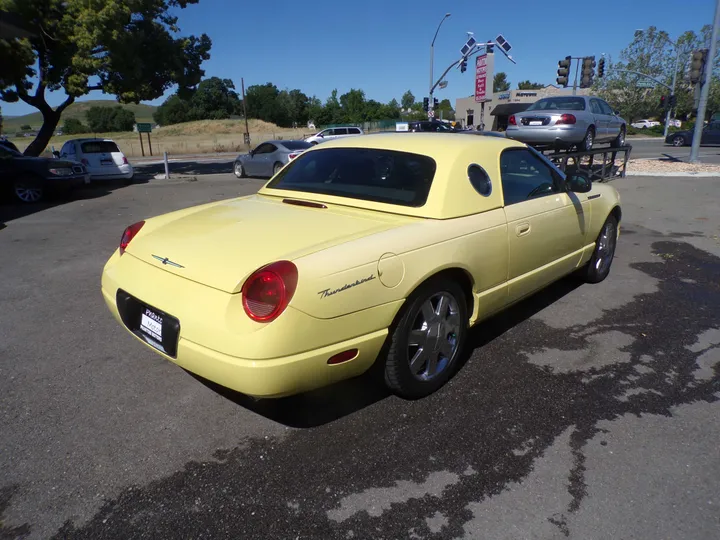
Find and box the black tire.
[579,127,595,152]
[123,174,135,186]
[671,135,685,147]
[611,126,626,148]
[12,176,45,204]
[233,161,245,178]
[581,214,618,283]
[273,162,283,176]
[384,277,468,399]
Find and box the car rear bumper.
[101,252,396,398]
[505,125,586,145]
[89,165,133,180]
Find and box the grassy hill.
[2,99,157,133]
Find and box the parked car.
[102,132,621,400]
[57,138,133,182]
[630,119,661,129]
[0,142,89,203]
[305,126,363,145]
[234,140,313,178]
[665,121,720,147]
[505,95,627,151]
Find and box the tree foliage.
[153,77,242,125]
[401,90,415,110]
[62,117,89,135]
[518,80,544,90]
[244,84,402,127]
[494,72,510,92]
[0,0,211,155]
[594,25,720,123]
[85,106,135,132]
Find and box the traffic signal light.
[689,49,708,85]
[460,58,467,73]
[669,94,677,108]
[660,95,667,109]
[598,57,605,78]
[423,97,429,112]
[433,98,439,109]
[556,56,571,87]
[580,56,596,88]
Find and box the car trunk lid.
[126,194,409,293]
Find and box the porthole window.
[468,164,492,196]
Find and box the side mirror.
[614,110,620,115]
[567,174,592,193]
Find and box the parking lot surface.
[1,169,719,539]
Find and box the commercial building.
[455,85,592,132]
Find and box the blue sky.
[2,0,716,116]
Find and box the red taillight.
[328,349,359,365]
[119,221,145,254]
[122,156,129,164]
[288,153,298,160]
[509,115,516,126]
[557,114,576,125]
[242,261,298,322]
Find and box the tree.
[518,80,544,90]
[190,77,242,120]
[62,118,88,135]
[85,106,135,132]
[401,90,415,110]
[20,124,32,130]
[493,73,510,92]
[245,83,281,124]
[436,98,455,120]
[154,94,192,125]
[339,88,366,123]
[0,0,211,156]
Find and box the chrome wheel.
[584,129,594,151]
[273,163,282,175]
[14,182,43,203]
[672,136,684,147]
[617,129,625,147]
[234,162,244,178]
[407,292,461,381]
[594,220,617,275]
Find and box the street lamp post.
[429,13,451,118]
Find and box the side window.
[710,122,720,131]
[500,149,561,206]
[322,129,335,136]
[468,164,492,197]
[254,144,271,154]
[589,99,603,115]
[335,128,349,135]
[60,142,72,156]
[349,128,361,134]
[599,100,614,115]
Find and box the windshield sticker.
[318,274,376,299]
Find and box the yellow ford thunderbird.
[101,133,620,399]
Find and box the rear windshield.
[280,141,313,150]
[526,97,586,111]
[81,141,120,153]
[266,147,437,207]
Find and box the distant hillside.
[1,100,157,134]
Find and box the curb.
[626,171,720,177]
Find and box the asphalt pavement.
[1,170,719,539]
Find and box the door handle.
[516,222,531,236]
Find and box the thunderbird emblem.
[152,255,184,268]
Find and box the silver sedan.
[505,95,627,151]
[233,140,313,178]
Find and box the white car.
[630,119,660,129]
[59,138,134,181]
[304,126,364,145]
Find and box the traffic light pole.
[429,14,451,119]
[690,0,720,163]
[572,60,580,95]
[663,50,681,138]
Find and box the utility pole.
[690,0,720,163]
[241,77,250,148]
[429,13,451,119]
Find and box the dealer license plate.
[140,308,163,342]
[529,121,542,126]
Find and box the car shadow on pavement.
[0,178,149,225]
[192,276,582,429]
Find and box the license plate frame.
[116,290,181,357]
[529,120,543,126]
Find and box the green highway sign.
[136,122,152,133]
